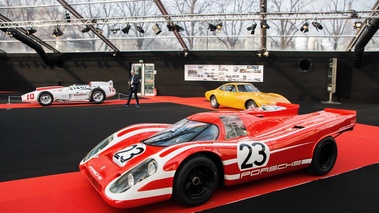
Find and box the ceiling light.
[136,26,144,33]
[6,28,15,37]
[354,21,363,29]
[121,24,131,34]
[216,23,222,30]
[167,24,184,32]
[300,22,309,33]
[65,13,71,23]
[152,23,161,35]
[247,23,257,34]
[95,27,103,34]
[312,21,323,30]
[52,26,63,37]
[110,28,120,34]
[208,23,217,31]
[260,22,270,29]
[26,27,37,35]
[82,26,90,33]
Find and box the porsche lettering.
[240,160,304,178]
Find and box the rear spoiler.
[324,108,357,116]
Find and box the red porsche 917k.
[79,102,356,208]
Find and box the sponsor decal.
[89,166,103,181]
[239,160,304,178]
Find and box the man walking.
[125,70,141,107]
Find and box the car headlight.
[81,135,114,163]
[109,159,158,193]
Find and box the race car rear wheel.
[210,96,219,109]
[173,154,219,207]
[90,89,105,103]
[246,100,258,109]
[308,137,337,176]
[38,92,53,106]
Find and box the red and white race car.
[79,102,356,208]
[21,80,116,106]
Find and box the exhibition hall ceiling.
[0,0,378,55]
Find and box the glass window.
[220,115,248,139]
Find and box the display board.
[184,64,264,82]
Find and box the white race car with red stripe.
[21,80,116,106]
[79,102,356,208]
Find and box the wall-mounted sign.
[184,64,264,82]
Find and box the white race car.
[21,80,116,106]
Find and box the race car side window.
[192,124,219,141]
[220,115,247,139]
[219,85,226,91]
[237,85,247,92]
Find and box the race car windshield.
[143,119,219,146]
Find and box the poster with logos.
[184,64,264,82]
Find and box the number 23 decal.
[113,144,145,166]
[237,142,270,170]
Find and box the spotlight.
[216,23,222,30]
[65,13,71,23]
[26,27,37,35]
[152,23,161,35]
[300,22,309,33]
[82,26,90,33]
[183,49,189,57]
[312,21,323,30]
[175,24,184,32]
[247,23,257,34]
[354,21,363,29]
[136,26,144,33]
[257,48,269,57]
[121,24,131,34]
[6,28,15,37]
[208,23,217,31]
[167,24,184,32]
[95,27,103,34]
[260,22,270,29]
[110,28,120,34]
[167,24,175,31]
[52,26,63,37]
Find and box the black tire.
[210,96,219,109]
[90,89,105,103]
[38,92,53,106]
[245,100,257,109]
[173,154,219,207]
[307,137,337,176]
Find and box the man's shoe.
[135,104,140,107]
[124,104,129,108]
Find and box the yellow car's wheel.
[246,100,257,109]
[210,96,219,109]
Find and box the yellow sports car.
[205,82,290,109]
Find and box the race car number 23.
[237,141,270,170]
[113,144,145,166]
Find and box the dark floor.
[0,100,378,212]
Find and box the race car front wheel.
[307,137,337,176]
[90,89,105,103]
[38,92,53,106]
[210,96,220,109]
[173,154,219,207]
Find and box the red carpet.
[0,124,378,213]
[1,96,378,212]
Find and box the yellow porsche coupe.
[205,82,290,109]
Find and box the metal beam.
[56,0,119,53]
[153,0,188,51]
[0,14,60,53]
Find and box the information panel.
[184,64,264,82]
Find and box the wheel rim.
[92,91,104,102]
[210,97,217,107]
[318,143,335,170]
[247,101,256,109]
[40,94,52,104]
[183,165,214,200]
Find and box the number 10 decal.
[237,141,270,170]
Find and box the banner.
[184,64,264,82]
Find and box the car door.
[218,84,238,107]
